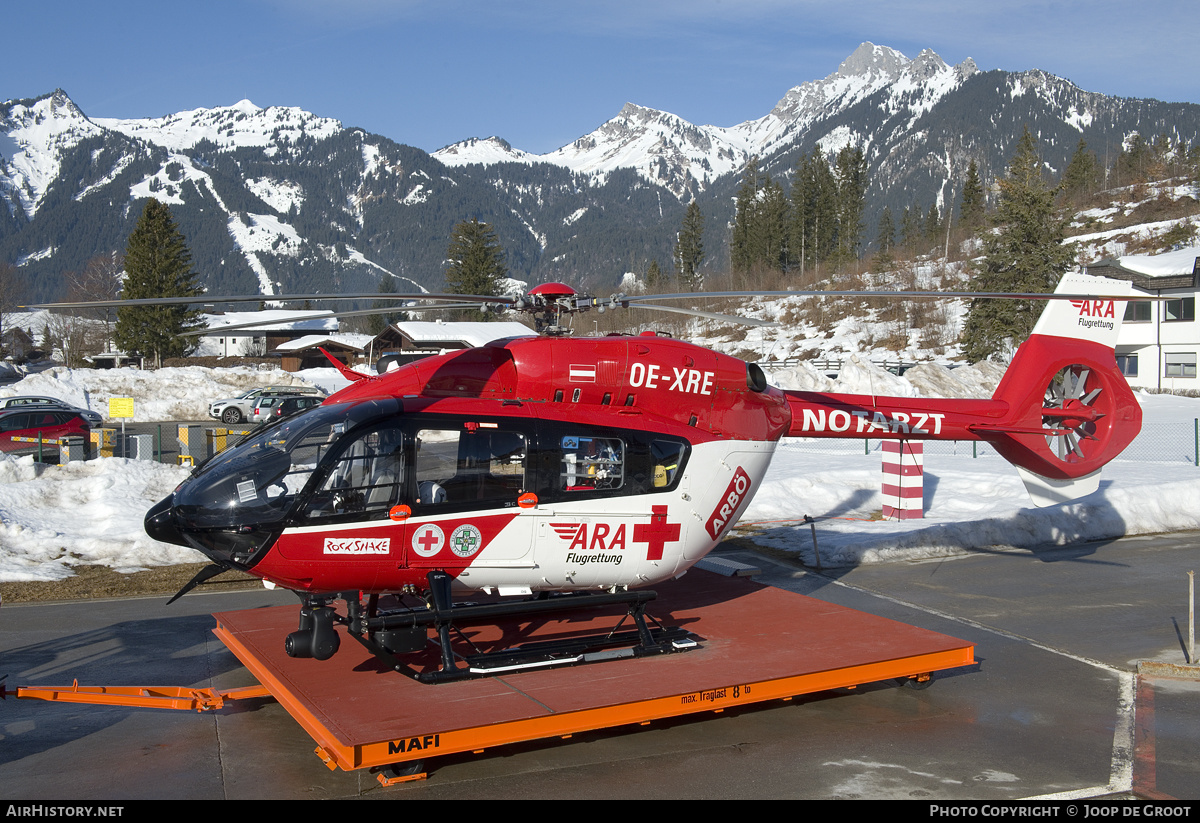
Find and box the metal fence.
[43,417,1200,469]
[779,419,1200,466]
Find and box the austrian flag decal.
[705,467,752,539]
[569,364,597,382]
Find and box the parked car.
[0,408,91,457]
[209,386,325,425]
[269,395,324,421]
[0,396,103,427]
[250,394,323,423]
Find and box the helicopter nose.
[144,494,189,547]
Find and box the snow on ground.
[0,456,197,580]
[0,362,1196,583]
[742,404,1200,569]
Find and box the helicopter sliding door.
[407,422,533,573]
[523,421,692,590]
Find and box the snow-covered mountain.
[4,44,1200,301]
[92,99,341,154]
[0,90,106,220]
[435,43,980,198]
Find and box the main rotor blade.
[623,289,1156,304]
[23,292,517,311]
[177,302,521,336]
[624,302,777,327]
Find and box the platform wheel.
[895,673,933,690]
[377,760,426,786]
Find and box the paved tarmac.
[1,530,1198,800]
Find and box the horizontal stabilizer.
[1016,466,1101,507]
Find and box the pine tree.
[1060,139,1100,206]
[871,206,897,274]
[673,200,705,289]
[790,148,837,273]
[114,199,204,368]
[924,203,942,243]
[958,160,985,231]
[0,261,28,359]
[645,259,664,290]
[731,157,765,273]
[833,145,867,264]
[1114,133,1152,186]
[758,179,791,272]
[732,158,790,274]
[900,203,923,250]
[961,127,1077,361]
[444,218,507,320]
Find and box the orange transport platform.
[211,569,975,783]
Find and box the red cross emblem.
[412,524,445,558]
[632,505,681,561]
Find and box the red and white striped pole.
[882,440,923,520]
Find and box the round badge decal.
[411,523,445,558]
[449,524,483,558]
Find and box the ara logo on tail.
[1071,299,1116,318]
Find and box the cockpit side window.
[300,423,406,521]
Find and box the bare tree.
[63,253,124,352]
[43,311,106,368]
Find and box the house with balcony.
[368,320,537,372]
[196,310,339,358]
[1086,254,1199,391]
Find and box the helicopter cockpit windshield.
[170,398,401,532]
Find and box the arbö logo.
[706,467,752,539]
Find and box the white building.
[196,310,339,358]
[1087,254,1199,391]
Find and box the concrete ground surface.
[1,530,1197,800]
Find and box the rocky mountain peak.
[836,42,911,81]
[954,57,979,81]
[907,48,950,81]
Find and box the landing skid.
[343,572,698,683]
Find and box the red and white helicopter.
[114,272,1138,681]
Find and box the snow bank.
[0,365,326,422]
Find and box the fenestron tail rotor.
[1040,366,1103,463]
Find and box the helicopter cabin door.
[406,422,535,575]
[281,418,411,592]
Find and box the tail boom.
[779,273,1143,506]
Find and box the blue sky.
[8,1,1200,155]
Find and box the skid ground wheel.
[1041,365,1102,462]
[221,407,243,424]
[376,760,426,785]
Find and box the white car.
[0,396,103,427]
[209,386,325,425]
